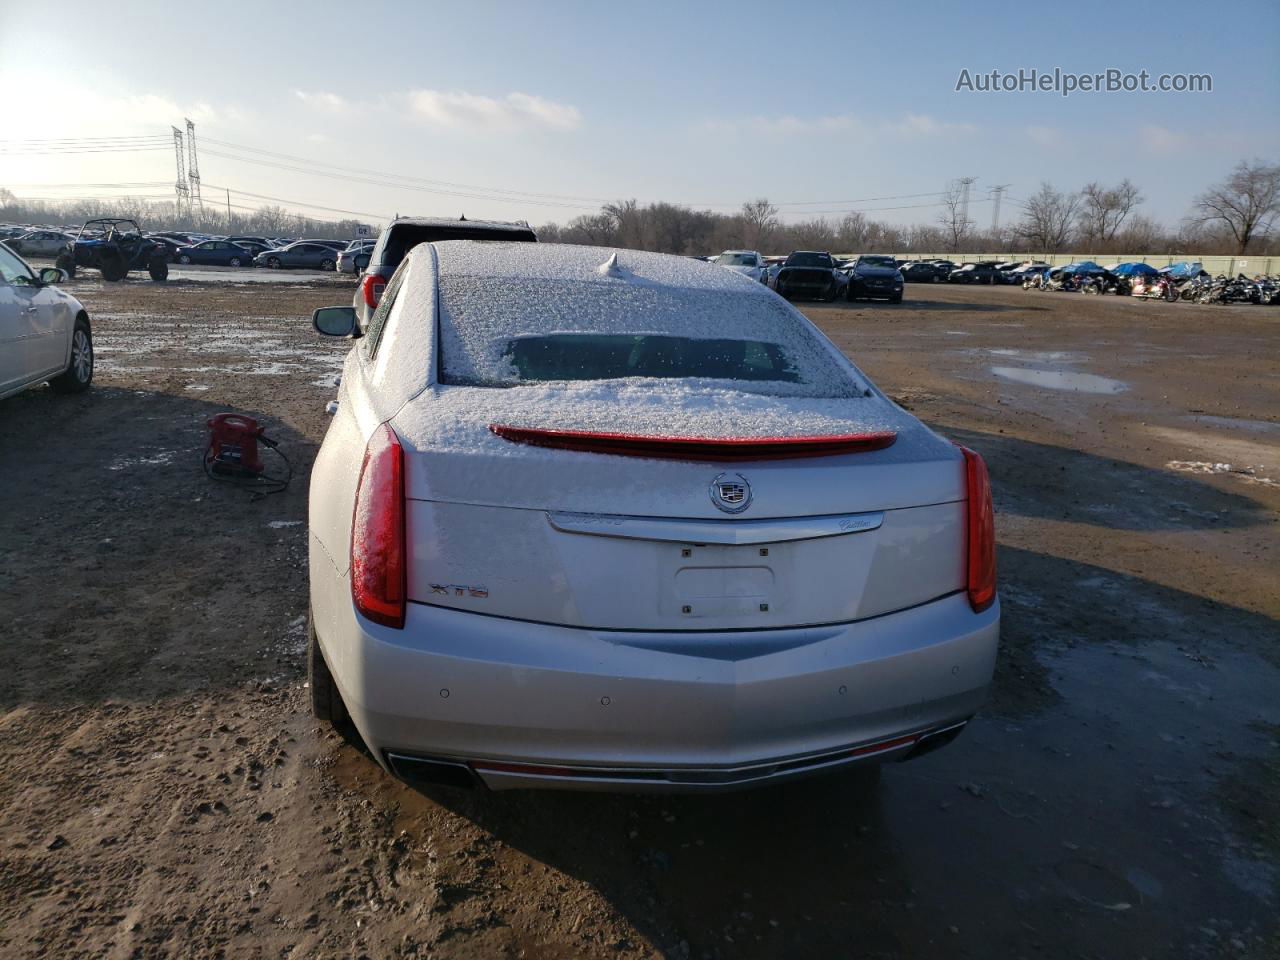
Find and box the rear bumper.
[313,550,999,791]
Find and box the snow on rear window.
[436,277,859,398]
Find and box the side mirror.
[38,267,68,285]
[312,305,358,337]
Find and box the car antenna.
[459,213,467,221]
[597,252,626,278]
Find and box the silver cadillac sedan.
[307,241,998,792]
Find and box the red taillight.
[360,273,386,310]
[958,445,996,613]
[351,423,405,628]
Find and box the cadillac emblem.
[709,473,752,514]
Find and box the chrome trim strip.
[546,510,884,545]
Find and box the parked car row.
[716,250,906,303]
[1,221,379,271]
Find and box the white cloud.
[405,89,582,132]
[1139,124,1186,153]
[706,112,972,138]
[889,113,976,136]
[1025,125,1063,147]
[294,90,349,112]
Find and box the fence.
[892,253,1279,276]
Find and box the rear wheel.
[228,257,242,267]
[55,253,76,279]
[49,317,93,393]
[99,250,127,282]
[320,258,336,272]
[308,615,349,727]
[148,257,168,282]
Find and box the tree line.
[3,159,1276,256]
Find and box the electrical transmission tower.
[185,118,203,219]
[957,176,977,233]
[172,127,190,217]
[990,184,1012,234]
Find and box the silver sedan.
[305,241,999,792]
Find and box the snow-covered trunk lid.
[393,381,963,517]
[393,382,966,630]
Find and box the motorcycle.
[1132,274,1178,302]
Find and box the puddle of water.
[992,366,1128,394]
[984,348,1085,363]
[1186,415,1280,436]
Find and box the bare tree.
[1115,214,1162,252]
[1077,179,1143,249]
[740,198,779,250]
[1191,159,1280,253]
[936,182,971,253]
[836,212,869,252]
[1016,182,1080,253]
[603,199,647,249]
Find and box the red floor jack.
[203,413,291,494]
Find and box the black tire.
[49,316,93,394]
[320,258,336,272]
[55,253,76,279]
[148,257,168,282]
[228,257,242,267]
[308,615,349,726]
[889,293,903,304]
[177,254,191,264]
[266,257,281,269]
[99,250,127,282]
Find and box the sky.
[1,0,1277,230]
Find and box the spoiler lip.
[488,424,897,461]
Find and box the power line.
[203,182,389,220]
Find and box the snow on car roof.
[430,240,768,290]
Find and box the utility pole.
[226,188,232,225]
[990,184,1012,235]
[171,127,190,219]
[957,176,977,236]
[185,118,202,220]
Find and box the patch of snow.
[267,520,303,529]
[1166,461,1276,486]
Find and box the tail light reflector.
[958,445,996,613]
[360,273,386,310]
[351,423,405,628]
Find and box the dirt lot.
[1,272,1277,959]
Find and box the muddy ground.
[1,270,1277,959]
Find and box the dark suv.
[353,216,537,326]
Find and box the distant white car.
[338,239,377,275]
[306,241,998,793]
[0,244,93,399]
[711,249,767,283]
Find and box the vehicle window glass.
[363,261,409,359]
[0,245,34,284]
[437,279,859,398]
[785,252,831,268]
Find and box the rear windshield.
[378,225,536,265]
[785,252,831,268]
[436,278,859,398]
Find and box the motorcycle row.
[1023,269,1280,305]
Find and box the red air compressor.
[204,413,291,492]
